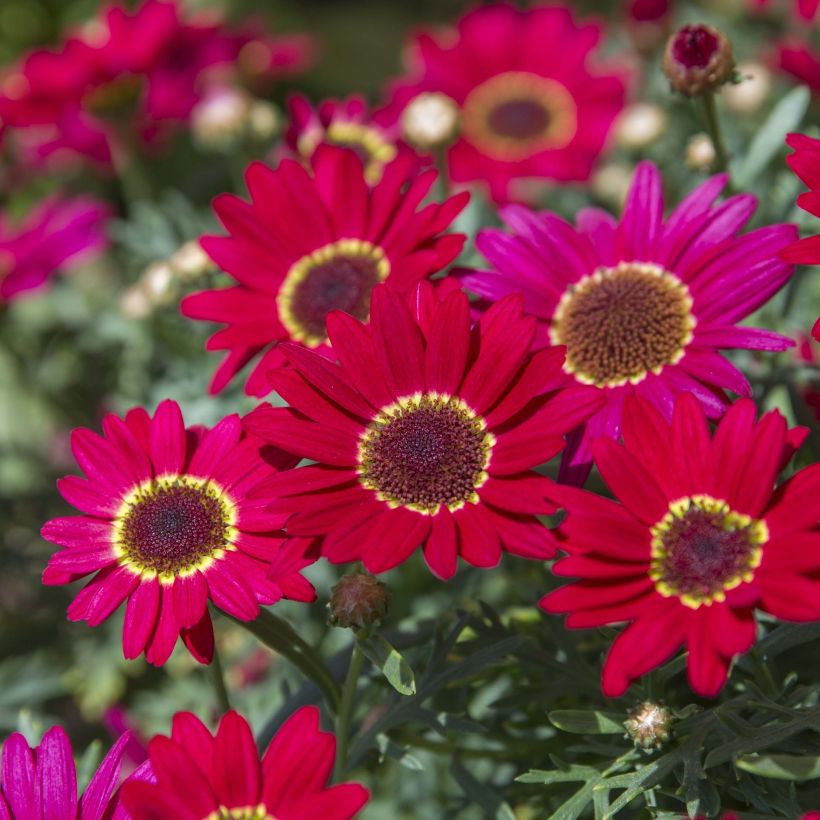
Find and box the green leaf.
[516,764,601,785]
[736,753,820,781]
[734,85,810,188]
[549,710,625,735]
[451,756,516,820]
[360,635,416,696]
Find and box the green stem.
[231,608,341,711]
[700,92,730,176]
[209,639,231,714]
[334,637,366,781]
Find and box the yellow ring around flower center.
[325,121,398,184]
[204,805,277,820]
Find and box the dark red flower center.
[357,394,495,514]
[462,71,577,161]
[650,495,767,608]
[551,262,695,387]
[278,240,390,347]
[671,25,719,69]
[115,477,234,578]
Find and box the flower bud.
[191,86,253,151]
[119,284,152,319]
[401,92,460,152]
[247,100,281,143]
[724,61,772,115]
[170,240,215,281]
[624,701,674,750]
[686,133,716,170]
[663,24,735,97]
[328,573,389,631]
[615,103,668,151]
[141,261,177,305]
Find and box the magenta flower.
[461,161,798,482]
[0,196,109,302]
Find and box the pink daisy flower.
[0,195,109,302]
[541,393,819,697]
[0,726,131,819]
[379,2,626,202]
[460,160,798,483]
[41,399,315,666]
[182,145,469,396]
[121,707,369,819]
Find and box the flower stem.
[333,637,366,781]
[700,91,730,175]
[209,639,231,714]
[231,608,341,711]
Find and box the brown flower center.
[462,71,577,161]
[357,393,495,514]
[550,262,695,387]
[115,476,235,580]
[277,239,390,347]
[650,495,767,608]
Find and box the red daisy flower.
[541,393,819,698]
[181,145,469,396]
[783,133,820,265]
[777,42,820,99]
[0,0,312,168]
[244,284,605,579]
[0,195,109,302]
[378,3,626,202]
[121,707,369,819]
[41,400,315,666]
[0,726,131,819]
[284,93,415,185]
[460,160,798,483]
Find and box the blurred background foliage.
[0,0,818,818]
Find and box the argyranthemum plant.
[380,2,626,202]
[461,160,798,482]
[244,283,604,579]
[541,393,820,698]
[41,400,316,666]
[121,707,369,819]
[182,144,468,396]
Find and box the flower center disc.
[650,495,768,608]
[205,806,277,820]
[325,122,397,184]
[115,477,234,579]
[550,262,695,387]
[357,393,495,514]
[462,71,577,161]
[277,239,390,347]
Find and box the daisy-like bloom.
[0,726,131,819]
[0,0,313,168]
[460,161,798,483]
[778,43,820,98]
[284,93,412,185]
[783,133,820,264]
[182,145,469,396]
[244,284,604,579]
[121,707,369,819]
[0,195,109,302]
[379,3,626,202]
[41,400,316,666]
[541,393,820,697]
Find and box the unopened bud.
[616,103,668,151]
[724,61,772,115]
[686,133,716,170]
[191,87,253,151]
[119,284,151,319]
[624,701,674,750]
[247,100,281,142]
[591,163,634,208]
[171,240,215,281]
[328,573,389,631]
[141,261,177,305]
[663,24,734,97]
[401,92,460,152]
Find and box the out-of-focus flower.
[541,393,819,697]
[379,3,626,203]
[723,62,772,114]
[103,705,149,768]
[0,726,131,819]
[191,86,253,150]
[285,93,409,184]
[615,102,667,150]
[182,145,469,396]
[244,284,604,579]
[0,0,313,168]
[0,196,109,302]
[141,260,177,305]
[121,708,369,819]
[170,239,216,281]
[750,0,820,20]
[783,133,820,264]
[685,132,716,169]
[460,161,797,483]
[624,0,673,55]
[400,92,460,152]
[795,332,820,420]
[663,23,735,97]
[777,41,820,94]
[41,400,316,666]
